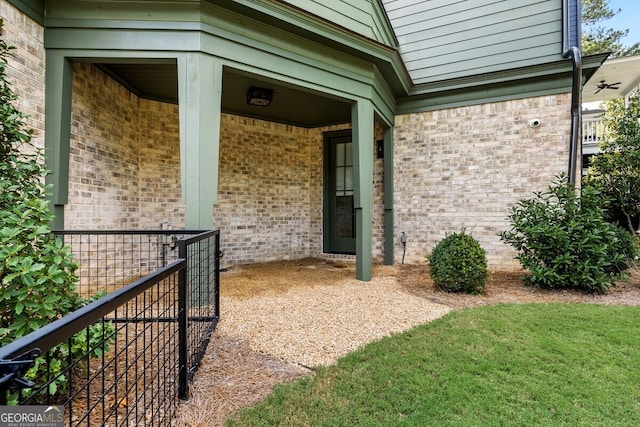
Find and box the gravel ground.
[174,259,640,426]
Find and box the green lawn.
[227,303,640,426]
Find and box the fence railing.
[0,230,220,426]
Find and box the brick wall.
[0,0,45,150]
[393,95,572,269]
[372,124,387,261]
[66,63,141,229]
[216,115,317,264]
[137,99,184,230]
[66,65,186,230]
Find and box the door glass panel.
[335,195,354,238]
[334,141,355,239]
[336,168,345,191]
[345,168,353,193]
[345,142,353,165]
[336,142,345,166]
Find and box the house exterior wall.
[68,64,186,230]
[2,0,574,272]
[0,0,45,149]
[60,63,362,266]
[216,115,317,265]
[62,63,384,266]
[383,0,565,85]
[66,63,141,229]
[216,119,378,266]
[137,99,184,230]
[393,94,572,269]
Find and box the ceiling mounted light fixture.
[247,86,273,106]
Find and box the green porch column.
[44,52,73,230]
[352,99,374,281]
[178,53,222,229]
[383,125,394,265]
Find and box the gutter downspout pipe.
[562,0,582,186]
[563,46,582,186]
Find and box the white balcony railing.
[582,117,605,147]
[581,115,605,174]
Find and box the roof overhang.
[395,54,607,114]
[583,53,640,102]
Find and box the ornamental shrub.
[585,90,640,234]
[500,174,636,294]
[0,21,113,402]
[428,231,488,294]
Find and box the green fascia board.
[45,0,412,96]
[42,0,410,94]
[203,0,412,95]
[6,0,44,25]
[46,26,375,102]
[372,0,399,47]
[44,0,203,21]
[410,60,576,96]
[397,74,574,114]
[211,0,398,48]
[397,54,608,114]
[31,0,602,117]
[44,5,384,104]
[372,66,396,126]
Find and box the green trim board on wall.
[5,0,44,25]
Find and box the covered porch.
[43,2,399,280]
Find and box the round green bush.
[428,231,488,293]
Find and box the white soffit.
[583,54,640,102]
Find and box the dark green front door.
[324,132,356,254]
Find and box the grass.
[227,303,640,426]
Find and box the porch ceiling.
[97,63,352,128]
[582,54,640,102]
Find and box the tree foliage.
[0,19,113,402]
[0,20,83,341]
[582,0,640,57]
[586,91,640,234]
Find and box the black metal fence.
[0,230,220,426]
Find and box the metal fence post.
[178,242,189,400]
[214,232,220,318]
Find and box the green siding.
[43,0,203,22]
[383,0,564,85]
[284,0,397,46]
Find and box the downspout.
[562,0,582,186]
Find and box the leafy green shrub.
[610,226,639,271]
[585,90,640,234]
[428,231,488,293]
[0,21,114,402]
[500,174,635,294]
